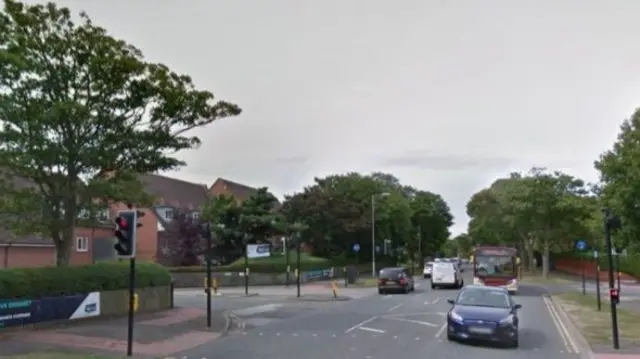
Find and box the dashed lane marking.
[358,326,386,334]
[387,303,403,312]
[435,322,447,338]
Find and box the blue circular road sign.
[353,244,360,252]
[575,239,587,251]
[375,245,381,253]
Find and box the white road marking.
[276,333,280,336]
[387,317,438,327]
[431,298,440,304]
[415,337,420,340]
[293,333,298,336]
[359,326,386,334]
[543,296,579,354]
[383,295,392,300]
[384,312,441,318]
[345,316,378,333]
[435,322,447,338]
[388,303,403,312]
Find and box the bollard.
[344,267,348,287]
[331,281,339,298]
[213,277,219,295]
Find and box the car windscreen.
[379,269,403,278]
[425,262,434,267]
[457,289,510,308]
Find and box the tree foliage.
[0,0,241,265]
[201,188,287,264]
[466,168,596,276]
[595,109,640,252]
[280,172,453,264]
[162,209,205,267]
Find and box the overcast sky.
[49,0,640,235]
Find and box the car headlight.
[499,314,514,324]
[450,311,463,322]
[507,279,516,285]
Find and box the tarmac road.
[176,276,584,359]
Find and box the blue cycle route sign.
[352,244,360,252]
[575,239,587,251]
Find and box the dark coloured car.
[377,267,415,294]
[446,285,521,347]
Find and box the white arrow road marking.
[387,317,438,327]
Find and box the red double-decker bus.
[470,246,520,294]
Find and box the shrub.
[0,262,172,299]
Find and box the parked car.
[377,267,415,294]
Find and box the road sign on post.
[575,239,587,251]
[375,245,380,253]
[352,244,360,252]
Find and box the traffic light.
[610,288,620,305]
[114,210,145,258]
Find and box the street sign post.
[352,244,360,252]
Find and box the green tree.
[466,168,594,277]
[238,188,288,244]
[280,172,453,265]
[0,0,241,265]
[201,194,244,265]
[595,109,640,252]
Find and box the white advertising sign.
[247,244,271,258]
[69,292,101,320]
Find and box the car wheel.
[431,283,436,290]
[378,289,385,295]
[509,336,519,348]
[446,327,455,341]
[404,285,410,294]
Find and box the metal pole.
[296,234,301,298]
[581,256,586,295]
[604,209,619,350]
[616,254,621,293]
[206,225,212,328]
[126,258,136,356]
[371,195,376,277]
[595,254,601,311]
[286,239,290,287]
[244,242,249,296]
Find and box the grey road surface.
[176,277,583,359]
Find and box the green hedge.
[0,262,172,299]
[169,258,396,274]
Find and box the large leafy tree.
[466,168,594,276]
[0,0,241,265]
[201,194,244,265]
[280,172,453,263]
[595,109,640,252]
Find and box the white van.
[431,262,463,289]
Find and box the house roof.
[211,178,282,206]
[140,174,210,209]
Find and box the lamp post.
[371,192,390,276]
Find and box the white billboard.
[247,244,271,258]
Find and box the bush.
[0,261,172,299]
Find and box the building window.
[191,211,200,220]
[164,208,174,220]
[76,236,89,252]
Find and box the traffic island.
[553,292,640,353]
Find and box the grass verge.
[520,273,573,285]
[554,292,640,346]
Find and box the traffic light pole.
[296,234,301,298]
[244,244,249,296]
[205,225,212,328]
[604,208,620,350]
[285,241,290,287]
[127,257,136,356]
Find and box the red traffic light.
[116,217,128,228]
[610,288,619,298]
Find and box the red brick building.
[0,174,275,268]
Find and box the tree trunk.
[55,237,73,266]
[542,238,550,278]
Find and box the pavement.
[174,275,586,359]
[0,307,233,358]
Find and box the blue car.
[446,285,521,347]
